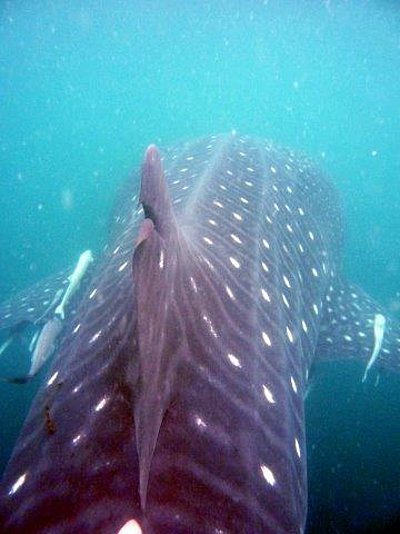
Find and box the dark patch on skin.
[45,405,56,435]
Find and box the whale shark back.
[0,134,399,533]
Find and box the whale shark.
[0,133,399,533]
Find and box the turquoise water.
[0,1,399,531]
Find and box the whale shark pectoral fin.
[0,337,13,358]
[132,145,186,510]
[315,279,400,378]
[0,317,63,385]
[0,268,75,332]
[0,321,32,382]
[0,376,30,384]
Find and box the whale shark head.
[0,133,399,533]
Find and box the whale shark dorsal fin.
[132,144,185,510]
[139,144,176,239]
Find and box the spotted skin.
[0,268,73,330]
[316,280,400,373]
[0,134,399,533]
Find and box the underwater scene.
[0,1,399,532]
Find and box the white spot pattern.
[260,464,276,486]
[227,353,242,368]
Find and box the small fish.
[362,313,386,383]
[28,316,63,378]
[54,250,94,319]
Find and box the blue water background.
[0,1,399,531]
